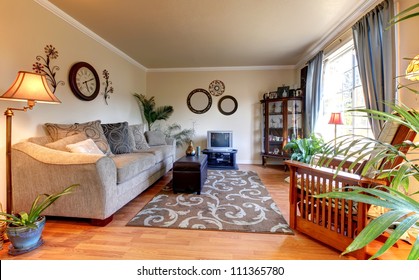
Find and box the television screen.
[207,130,233,150]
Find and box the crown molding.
[35,0,147,71]
[295,0,382,69]
[148,65,296,73]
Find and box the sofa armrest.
[11,141,118,220]
[13,141,105,165]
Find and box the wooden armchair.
[285,122,416,259]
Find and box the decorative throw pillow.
[144,130,167,146]
[128,124,150,151]
[101,122,132,154]
[45,133,88,151]
[66,138,104,155]
[44,120,112,155]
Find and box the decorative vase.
[6,215,45,254]
[185,140,196,156]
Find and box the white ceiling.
[44,0,378,70]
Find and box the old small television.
[207,130,233,151]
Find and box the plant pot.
[6,216,46,254]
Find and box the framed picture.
[269,91,277,99]
[277,86,290,97]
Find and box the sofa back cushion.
[101,122,133,154]
[144,130,167,146]
[44,120,112,155]
[128,124,150,151]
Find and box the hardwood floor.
[0,164,412,260]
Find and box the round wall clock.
[68,62,100,101]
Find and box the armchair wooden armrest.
[285,159,382,259]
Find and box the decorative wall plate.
[208,80,225,96]
[218,95,238,115]
[187,88,212,114]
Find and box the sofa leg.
[90,215,113,226]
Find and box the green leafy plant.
[0,184,78,228]
[133,93,195,147]
[283,133,325,163]
[133,93,174,130]
[157,123,195,148]
[314,104,419,259]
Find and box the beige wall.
[0,1,146,207]
[147,69,297,162]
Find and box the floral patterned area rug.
[127,170,294,234]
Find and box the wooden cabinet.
[260,96,304,167]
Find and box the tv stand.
[202,149,238,170]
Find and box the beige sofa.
[11,120,175,226]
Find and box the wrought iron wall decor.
[32,44,64,93]
[187,88,212,114]
[102,69,114,105]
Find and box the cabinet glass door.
[267,101,283,155]
[287,99,303,140]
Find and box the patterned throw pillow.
[44,120,112,155]
[128,124,150,151]
[144,130,167,146]
[66,138,104,155]
[101,122,132,154]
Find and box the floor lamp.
[328,112,343,153]
[0,71,61,213]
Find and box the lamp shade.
[328,112,343,125]
[0,71,61,104]
[406,54,419,81]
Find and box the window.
[315,40,373,142]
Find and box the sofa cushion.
[144,130,166,146]
[44,120,112,155]
[66,138,105,155]
[45,133,88,151]
[137,145,174,163]
[101,122,132,154]
[111,153,156,183]
[128,124,150,151]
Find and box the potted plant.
[0,184,78,254]
[283,133,325,164]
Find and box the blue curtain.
[352,0,395,138]
[304,51,323,137]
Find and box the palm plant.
[133,93,174,130]
[315,104,419,260]
[159,123,195,148]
